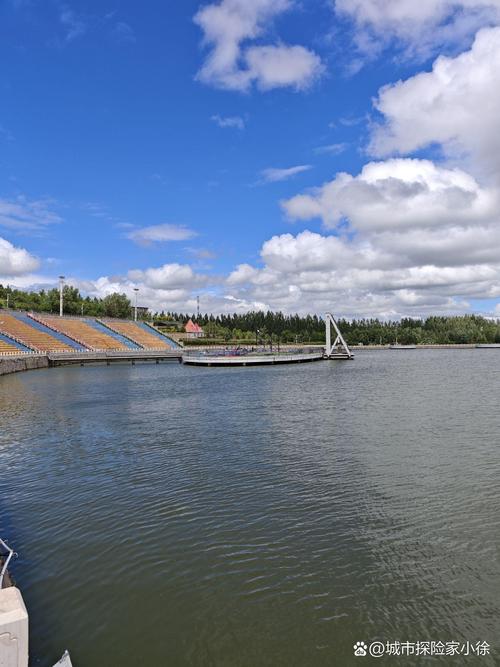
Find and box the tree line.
[157,311,500,345]
[0,284,132,319]
[2,284,500,344]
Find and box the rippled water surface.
[1,351,499,666]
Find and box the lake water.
[1,351,499,666]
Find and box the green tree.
[102,293,132,318]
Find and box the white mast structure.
[325,313,353,359]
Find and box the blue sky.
[1,0,500,318]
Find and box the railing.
[0,350,41,356]
[183,345,321,356]
[0,537,16,589]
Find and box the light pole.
[59,276,65,317]
[133,288,139,321]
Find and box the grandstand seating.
[37,316,128,351]
[139,323,180,348]
[15,311,83,350]
[0,311,181,356]
[0,313,73,352]
[0,337,20,355]
[102,320,173,349]
[88,320,140,349]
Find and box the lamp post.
[59,276,65,317]
[133,288,139,321]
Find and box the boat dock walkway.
[48,349,182,366]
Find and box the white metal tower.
[325,313,353,359]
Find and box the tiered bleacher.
[0,313,73,353]
[0,337,20,355]
[102,320,174,349]
[36,315,128,351]
[0,311,181,356]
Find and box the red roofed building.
[184,318,204,338]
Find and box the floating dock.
[182,350,324,366]
[182,313,354,366]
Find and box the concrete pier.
[0,587,29,667]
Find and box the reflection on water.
[0,351,499,666]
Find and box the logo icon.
[354,641,368,657]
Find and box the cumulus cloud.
[0,197,62,232]
[224,229,500,317]
[76,264,217,314]
[0,237,40,276]
[194,0,324,91]
[261,164,312,183]
[369,26,500,180]
[77,278,222,314]
[223,150,500,316]
[128,263,207,290]
[126,224,197,246]
[243,44,324,91]
[78,156,500,316]
[211,114,245,129]
[335,0,500,61]
[282,159,499,230]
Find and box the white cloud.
[261,164,312,183]
[194,0,323,91]
[282,159,498,231]
[244,44,324,91]
[224,151,500,316]
[128,263,207,290]
[223,294,271,311]
[126,224,197,246]
[75,263,215,314]
[224,229,500,316]
[314,143,348,155]
[0,237,39,276]
[369,26,500,179]
[0,197,62,231]
[211,114,245,129]
[335,0,500,61]
[226,263,260,285]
